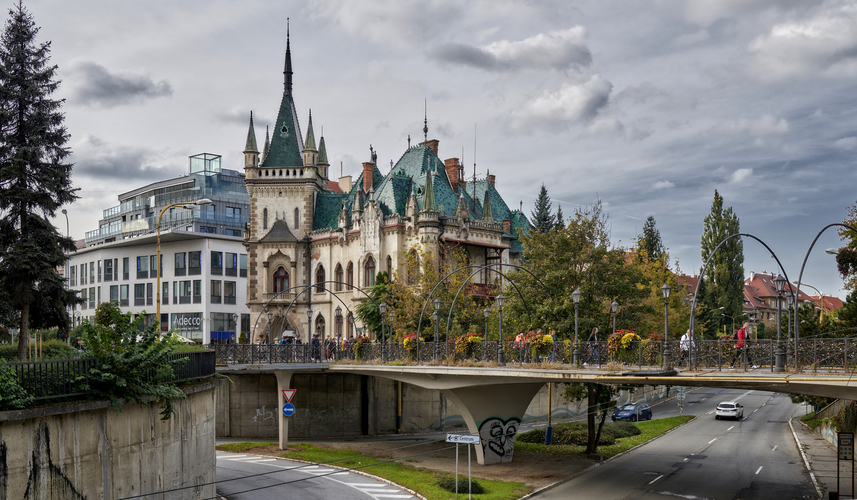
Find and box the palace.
[244,35,531,343]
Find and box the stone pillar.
[275,370,295,450]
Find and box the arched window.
[263,208,268,229]
[315,315,325,337]
[294,208,300,230]
[386,255,392,275]
[316,265,325,293]
[364,256,376,287]
[334,264,343,291]
[273,266,288,293]
[346,262,353,288]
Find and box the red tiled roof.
[808,295,845,312]
[327,181,342,193]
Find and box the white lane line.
[648,475,664,485]
[374,496,415,499]
[221,456,263,461]
[248,459,278,463]
[772,445,778,452]
[708,438,717,444]
[217,454,246,458]
[727,426,734,431]
[755,466,763,475]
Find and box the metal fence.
[209,338,857,372]
[9,350,216,403]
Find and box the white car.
[715,401,744,420]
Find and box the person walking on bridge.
[730,321,756,369]
[583,327,600,368]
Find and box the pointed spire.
[482,191,493,221]
[244,111,258,152]
[284,18,293,95]
[305,110,316,150]
[423,99,428,143]
[423,170,436,211]
[263,126,270,160]
[318,135,328,164]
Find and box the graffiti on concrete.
[478,416,520,464]
[251,406,276,428]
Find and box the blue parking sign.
[283,403,295,416]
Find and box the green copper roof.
[261,91,304,168]
[482,192,493,221]
[318,136,328,164]
[422,170,436,210]
[314,192,348,230]
[244,111,258,152]
[263,126,270,160]
[304,110,316,151]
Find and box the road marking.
[727,426,734,431]
[221,456,264,461]
[708,438,717,444]
[772,445,778,452]
[249,459,278,462]
[648,475,664,485]
[756,466,763,475]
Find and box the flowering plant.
[454,332,483,357]
[525,331,555,356]
[403,332,423,351]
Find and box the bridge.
[212,340,857,465]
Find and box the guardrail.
[9,350,216,402]
[209,338,857,372]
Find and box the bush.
[609,421,642,439]
[0,339,77,361]
[436,476,485,494]
[0,360,33,410]
[238,331,248,344]
[518,420,642,447]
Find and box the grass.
[216,441,529,499]
[800,411,821,429]
[515,415,695,459]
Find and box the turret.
[302,110,317,168]
[244,111,259,169]
[317,135,329,181]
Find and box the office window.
[104,259,113,281]
[123,257,129,280]
[175,252,186,276]
[80,288,87,309]
[70,265,77,286]
[240,254,247,277]
[225,252,237,276]
[224,228,242,237]
[173,281,178,305]
[90,261,95,284]
[179,280,191,304]
[109,285,119,304]
[315,265,325,293]
[134,283,145,306]
[202,204,215,219]
[226,206,241,219]
[150,255,158,276]
[364,256,375,287]
[193,280,202,304]
[211,251,222,275]
[98,261,102,282]
[97,287,101,305]
[334,264,343,291]
[89,287,95,308]
[136,256,148,279]
[120,284,129,306]
[224,281,236,305]
[189,251,202,275]
[162,281,169,305]
[200,226,217,234]
[81,263,86,285]
[211,280,221,304]
[147,283,153,306]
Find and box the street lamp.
[774,274,786,372]
[483,308,490,361]
[379,302,387,362]
[62,209,70,343]
[497,294,506,366]
[389,311,394,359]
[266,311,273,345]
[156,198,212,331]
[335,306,342,360]
[572,289,581,367]
[433,298,441,360]
[232,312,239,344]
[786,293,794,369]
[611,300,619,335]
[661,284,671,370]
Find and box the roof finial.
[423,98,428,143]
[284,18,293,94]
[407,134,411,148]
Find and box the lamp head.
[774,274,786,293]
[611,300,619,313]
[661,283,671,299]
[496,294,505,308]
[195,198,213,206]
[62,209,67,215]
[307,308,313,321]
[484,308,490,318]
[786,294,794,306]
[379,302,387,315]
[335,305,342,317]
[233,313,238,321]
[572,288,581,304]
[826,248,840,255]
[433,298,441,311]
[267,311,273,321]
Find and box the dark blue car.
[611,403,652,422]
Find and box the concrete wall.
[218,373,671,439]
[0,380,221,500]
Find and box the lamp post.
[389,311,394,359]
[433,298,441,360]
[611,300,619,335]
[306,308,313,361]
[232,313,239,344]
[662,284,671,370]
[786,293,794,369]
[774,274,786,372]
[335,306,342,360]
[483,308,490,361]
[379,302,387,361]
[156,198,212,331]
[497,294,506,366]
[62,209,70,343]
[572,289,581,367]
[266,311,273,345]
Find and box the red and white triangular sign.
[282,389,296,403]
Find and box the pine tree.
[0,3,77,360]
[531,184,555,233]
[700,190,744,336]
[637,215,666,263]
[554,204,564,230]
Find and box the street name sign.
[446,434,480,444]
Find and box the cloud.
[731,168,753,183]
[506,76,612,134]
[71,135,182,182]
[213,107,271,127]
[684,0,822,26]
[748,4,857,78]
[587,118,624,136]
[68,62,172,107]
[835,136,857,150]
[653,180,675,190]
[431,27,591,73]
[672,29,710,47]
[720,114,789,136]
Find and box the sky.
[24,0,857,299]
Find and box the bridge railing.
[209,338,857,372]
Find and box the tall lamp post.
[774,274,786,372]
[786,294,794,369]
[379,302,387,362]
[611,300,619,335]
[572,289,581,367]
[483,308,490,361]
[232,313,239,344]
[335,306,342,360]
[497,294,506,366]
[662,284,671,370]
[156,198,212,332]
[62,209,70,343]
[433,298,441,360]
[389,312,394,358]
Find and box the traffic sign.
[77,339,82,345]
[282,389,296,402]
[282,403,295,416]
[446,434,480,444]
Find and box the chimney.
[749,271,754,282]
[426,139,439,156]
[487,174,496,187]
[339,175,352,193]
[503,220,511,233]
[444,158,460,193]
[362,162,374,193]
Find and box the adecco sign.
[171,313,203,340]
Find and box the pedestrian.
[730,321,756,369]
[680,329,691,365]
[550,329,557,362]
[311,333,321,362]
[514,332,525,363]
[583,327,600,367]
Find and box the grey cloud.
[69,62,172,108]
[431,43,499,70]
[71,136,182,183]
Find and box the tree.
[555,204,564,230]
[637,215,665,263]
[837,201,857,290]
[700,190,744,336]
[0,3,77,360]
[563,382,636,455]
[356,271,392,337]
[531,184,555,234]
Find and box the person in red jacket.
[730,321,756,368]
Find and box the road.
[535,388,817,499]
[216,451,418,500]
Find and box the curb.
[788,409,824,500]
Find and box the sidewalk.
[791,405,853,500]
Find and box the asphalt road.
[534,388,817,499]
[215,452,418,500]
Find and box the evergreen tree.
[554,204,564,230]
[531,184,555,233]
[637,215,666,263]
[700,190,744,336]
[0,3,77,360]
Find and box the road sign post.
[282,403,295,416]
[446,434,479,499]
[837,432,854,499]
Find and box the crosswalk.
[217,453,418,499]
